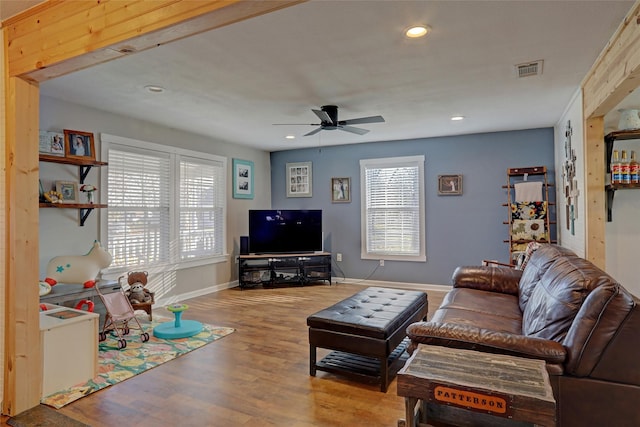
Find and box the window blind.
[107,148,171,268]
[179,156,225,260]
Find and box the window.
[101,134,226,271]
[360,155,425,262]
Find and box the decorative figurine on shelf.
[79,184,97,204]
[125,271,153,304]
[618,108,640,131]
[43,190,63,203]
[44,240,113,288]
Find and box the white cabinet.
[40,305,98,397]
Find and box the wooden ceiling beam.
[583,2,640,119]
[5,0,306,83]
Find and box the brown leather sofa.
[406,244,640,427]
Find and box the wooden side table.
[397,345,556,427]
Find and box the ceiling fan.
[274,105,385,136]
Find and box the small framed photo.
[39,131,65,157]
[64,129,95,161]
[286,161,312,197]
[438,174,463,196]
[55,181,79,203]
[232,158,254,199]
[331,177,351,203]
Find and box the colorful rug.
[41,317,235,409]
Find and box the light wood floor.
[19,283,445,427]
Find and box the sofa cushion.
[431,288,522,334]
[522,254,618,342]
[440,288,523,320]
[518,244,576,311]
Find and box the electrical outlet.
[336,253,342,262]
[379,259,384,267]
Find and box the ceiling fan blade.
[339,125,369,135]
[341,115,385,125]
[273,123,320,126]
[312,109,332,124]
[304,127,324,136]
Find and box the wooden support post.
[3,75,41,415]
[583,116,606,269]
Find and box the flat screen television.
[248,209,322,254]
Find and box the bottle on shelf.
[630,150,639,185]
[621,150,631,184]
[611,149,622,184]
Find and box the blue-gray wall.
[270,128,555,286]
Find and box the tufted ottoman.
[307,287,428,392]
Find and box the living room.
[3,0,640,424]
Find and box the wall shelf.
[603,130,640,221]
[39,155,108,226]
[39,155,108,184]
[39,203,108,226]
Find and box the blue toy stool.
[153,303,203,339]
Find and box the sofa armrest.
[406,321,566,365]
[452,266,522,295]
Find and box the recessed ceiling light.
[144,85,165,94]
[405,25,429,38]
[451,115,465,121]
[285,135,295,139]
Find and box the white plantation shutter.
[102,134,227,271]
[107,148,171,268]
[360,156,426,262]
[179,156,225,260]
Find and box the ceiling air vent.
[516,60,543,78]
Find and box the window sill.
[101,254,229,280]
[361,254,426,263]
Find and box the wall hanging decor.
[286,161,312,197]
[561,120,578,234]
[232,158,254,199]
[331,177,351,202]
[438,174,462,195]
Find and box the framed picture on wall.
[331,177,351,203]
[232,158,254,199]
[64,129,96,161]
[286,161,312,197]
[438,174,463,196]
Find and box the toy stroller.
[95,281,150,349]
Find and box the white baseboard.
[154,280,237,308]
[332,278,452,293]
[154,278,451,308]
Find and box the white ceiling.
[16,1,640,151]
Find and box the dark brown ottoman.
[307,287,428,392]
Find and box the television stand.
[238,252,331,288]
